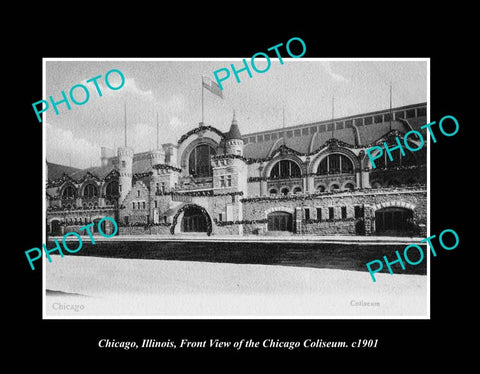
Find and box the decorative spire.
[225,110,242,140]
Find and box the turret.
[150,148,165,166]
[225,111,244,156]
[117,146,133,203]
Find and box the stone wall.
[241,188,427,236]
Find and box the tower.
[225,111,244,156]
[118,146,133,204]
[150,148,165,166]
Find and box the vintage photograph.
[43,58,429,318]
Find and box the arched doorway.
[50,219,62,236]
[182,205,209,233]
[375,207,414,236]
[267,211,293,232]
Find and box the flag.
[202,75,223,99]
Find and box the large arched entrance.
[182,206,208,232]
[375,207,414,236]
[170,204,212,235]
[267,211,293,232]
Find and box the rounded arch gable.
[308,148,360,174]
[372,201,416,212]
[263,154,305,179]
[79,180,100,197]
[180,137,219,175]
[265,206,295,217]
[60,182,78,198]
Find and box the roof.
[47,162,81,180]
[225,113,242,140]
[243,103,427,159]
[47,162,115,181]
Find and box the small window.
[142,202,146,209]
[317,185,326,192]
[294,129,301,137]
[354,205,364,218]
[328,207,334,220]
[281,187,289,196]
[271,133,278,140]
[304,208,310,220]
[121,161,126,168]
[155,183,159,192]
[286,131,293,138]
[354,118,364,126]
[417,107,426,116]
[269,188,277,195]
[374,115,383,123]
[132,202,135,209]
[395,111,404,120]
[319,125,326,132]
[302,128,309,136]
[218,213,223,222]
[227,175,232,187]
[137,190,141,197]
[243,138,249,144]
[154,200,158,208]
[310,126,317,135]
[293,186,302,194]
[327,123,334,131]
[220,175,225,188]
[384,113,393,122]
[364,116,373,125]
[257,135,264,142]
[264,134,271,141]
[316,208,322,221]
[249,136,256,143]
[341,206,347,219]
[278,131,284,138]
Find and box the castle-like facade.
[46,102,427,237]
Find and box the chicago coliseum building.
[46,102,427,238]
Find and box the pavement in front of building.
[52,233,425,245]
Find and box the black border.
[15,25,470,363]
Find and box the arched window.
[330,183,340,192]
[62,185,76,199]
[105,181,119,199]
[280,187,290,196]
[189,144,216,178]
[269,188,277,195]
[293,186,302,194]
[344,183,355,191]
[270,160,301,179]
[369,142,417,169]
[83,183,98,198]
[316,185,326,193]
[317,154,354,175]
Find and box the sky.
[44,59,427,169]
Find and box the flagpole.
[331,95,335,139]
[201,75,204,126]
[389,82,392,132]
